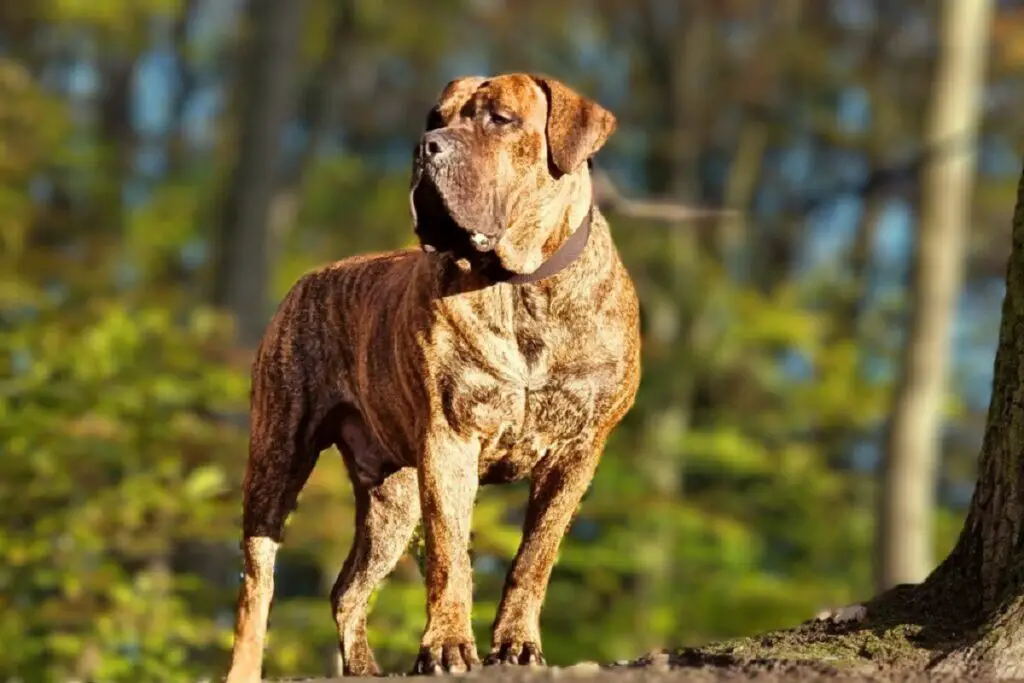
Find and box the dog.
[224,73,641,681]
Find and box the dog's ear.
[425,76,486,130]
[532,75,617,175]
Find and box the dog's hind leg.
[225,389,322,683]
[330,418,421,676]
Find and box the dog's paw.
[412,642,481,675]
[485,641,546,667]
[337,645,381,677]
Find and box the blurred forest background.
[1,0,1021,680]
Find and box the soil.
[266,653,1014,683]
[266,585,1022,682]
[264,628,989,682]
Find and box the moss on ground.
[653,584,973,677]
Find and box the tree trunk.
[875,0,992,592]
[631,0,714,650]
[167,0,199,174]
[921,153,1024,680]
[212,0,306,347]
[97,53,136,237]
[268,2,356,258]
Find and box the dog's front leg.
[487,436,603,667]
[413,430,482,675]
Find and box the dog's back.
[254,248,422,381]
[248,246,428,459]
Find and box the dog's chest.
[438,300,619,482]
[468,364,603,484]
[441,337,597,432]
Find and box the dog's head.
[410,73,616,275]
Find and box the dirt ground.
[263,607,1022,682]
[261,583,1024,682]
[267,656,1008,683]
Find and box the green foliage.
[0,59,68,264]
[0,298,249,681]
[38,0,182,39]
[0,54,247,680]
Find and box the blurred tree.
[877,0,993,592]
[212,0,307,347]
[628,0,717,650]
[267,1,355,259]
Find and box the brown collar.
[485,201,594,285]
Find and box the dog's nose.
[420,130,453,160]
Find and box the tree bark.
[920,150,1024,681]
[875,0,992,592]
[212,0,306,347]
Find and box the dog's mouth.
[409,174,500,260]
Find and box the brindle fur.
[225,73,641,682]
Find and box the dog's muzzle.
[418,129,457,165]
[410,130,500,255]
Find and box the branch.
[591,126,978,227]
[591,165,739,223]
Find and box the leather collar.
[484,201,594,285]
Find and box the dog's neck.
[478,162,595,287]
[482,201,593,286]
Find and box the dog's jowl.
[225,73,641,682]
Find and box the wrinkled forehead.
[435,73,547,123]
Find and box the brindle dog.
[224,73,641,682]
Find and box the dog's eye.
[489,110,515,126]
